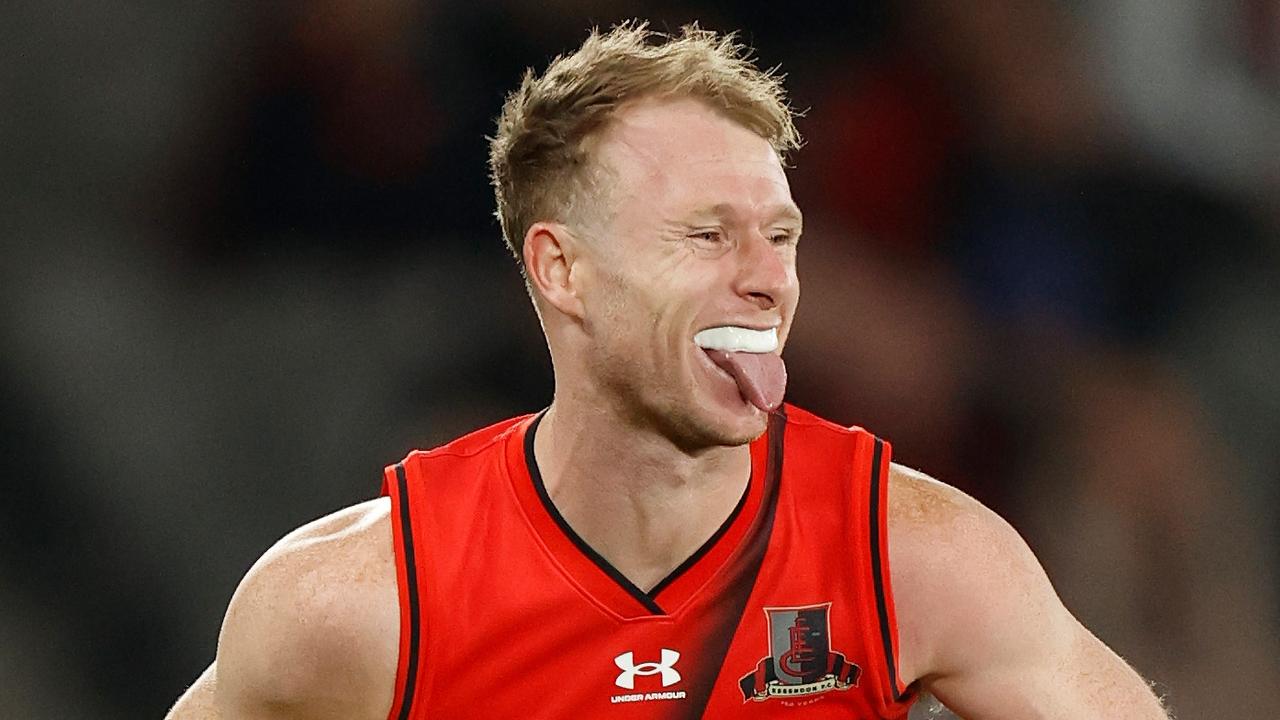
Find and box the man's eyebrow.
[686,202,804,225]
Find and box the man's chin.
[695,402,770,448]
[730,414,771,445]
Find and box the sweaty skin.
[166,97,1169,720]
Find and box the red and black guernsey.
[381,404,916,718]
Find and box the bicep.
[165,655,328,720]
[889,467,1166,719]
[202,501,399,720]
[928,615,1168,719]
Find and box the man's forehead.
[597,97,783,176]
[588,100,794,228]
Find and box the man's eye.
[690,231,724,245]
[770,233,794,245]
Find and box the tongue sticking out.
[704,350,787,412]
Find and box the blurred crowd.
[2,2,1277,718]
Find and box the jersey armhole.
[867,437,915,707]
[382,461,424,720]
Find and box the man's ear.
[523,222,586,320]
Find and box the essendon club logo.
[739,603,861,702]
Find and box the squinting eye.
[770,233,795,246]
[690,231,724,245]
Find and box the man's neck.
[532,400,753,593]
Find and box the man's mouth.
[693,326,786,412]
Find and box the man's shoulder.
[885,464,1032,610]
[885,464,1066,683]
[214,498,398,717]
[235,497,396,598]
[886,464,985,530]
[885,464,1038,583]
[883,465,1170,718]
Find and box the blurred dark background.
[2,1,1277,718]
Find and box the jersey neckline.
[505,409,783,619]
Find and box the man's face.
[572,96,801,448]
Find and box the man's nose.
[732,231,792,310]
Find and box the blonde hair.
[488,21,802,262]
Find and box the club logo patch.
[739,603,860,702]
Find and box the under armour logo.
[614,649,681,689]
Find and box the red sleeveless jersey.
[380,405,916,719]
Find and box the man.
[168,23,1170,719]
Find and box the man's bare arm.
[165,499,400,719]
[889,465,1169,719]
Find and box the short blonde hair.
[488,21,802,262]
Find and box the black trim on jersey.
[524,411,665,614]
[867,437,906,702]
[393,463,422,720]
[523,411,761,616]
[691,408,786,717]
[648,473,751,598]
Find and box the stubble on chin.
[648,394,768,453]
[585,329,766,451]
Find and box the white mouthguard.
[693,326,778,353]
